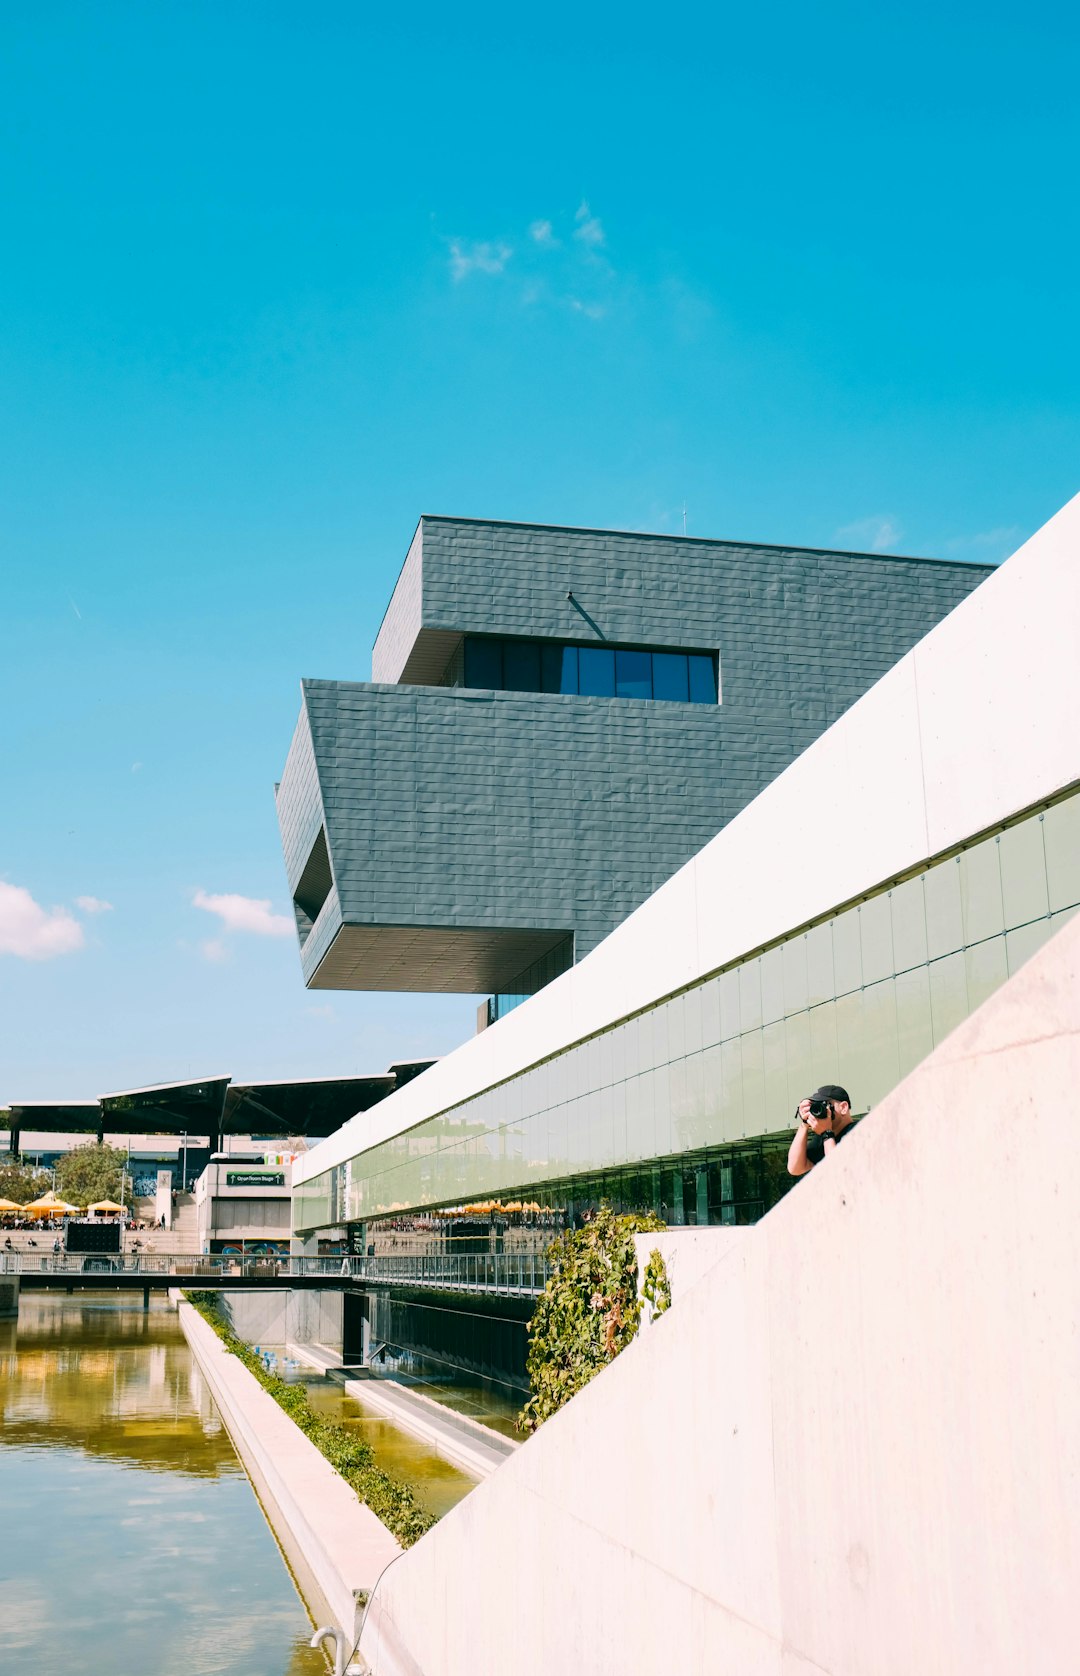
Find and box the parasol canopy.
[87,1199,126,1214]
[24,1193,81,1217]
[0,1197,25,1213]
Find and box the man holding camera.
[787,1084,855,1176]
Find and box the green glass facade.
[294,789,1080,1234]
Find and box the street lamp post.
[180,1132,188,1193]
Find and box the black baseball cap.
[811,1085,851,1105]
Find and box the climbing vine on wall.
[518,1205,666,1435]
[642,1247,672,1319]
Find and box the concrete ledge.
[287,1339,344,1374]
[178,1300,401,1645]
[342,1377,516,1480]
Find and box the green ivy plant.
[185,1291,437,1548]
[518,1205,666,1435]
[642,1248,672,1320]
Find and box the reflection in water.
[298,1377,477,1519]
[0,1296,325,1676]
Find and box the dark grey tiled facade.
[278,518,992,994]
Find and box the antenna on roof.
[682,502,687,536]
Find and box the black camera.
[807,1097,832,1121]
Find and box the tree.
[54,1143,128,1206]
[0,1161,52,1204]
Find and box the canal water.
[0,1293,326,1676]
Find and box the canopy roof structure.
[2,1063,435,1152]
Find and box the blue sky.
[2,2,1077,1099]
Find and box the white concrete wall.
[179,1301,400,1646]
[632,1227,748,1325]
[358,910,1080,1676]
[297,492,1080,1189]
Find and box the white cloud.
[0,882,85,960]
[529,218,558,247]
[192,889,294,938]
[131,761,143,774]
[573,200,605,246]
[306,1003,336,1020]
[836,515,902,554]
[940,526,1022,562]
[569,297,606,321]
[448,238,512,281]
[75,895,113,915]
[200,938,230,964]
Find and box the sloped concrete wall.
[359,913,1080,1676]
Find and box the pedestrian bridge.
[0,1249,550,1299]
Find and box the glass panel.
[464,637,502,689]
[700,976,721,1047]
[928,952,969,1045]
[578,645,616,697]
[718,970,741,1041]
[832,909,862,997]
[739,959,763,1033]
[834,991,866,1101]
[808,1001,839,1089]
[718,1040,743,1138]
[783,1009,813,1112]
[688,654,718,703]
[1005,918,1055,976]
[860,978,900,1107]
[924,858,964,961]
[760,948,785,1026]
[999,818,1050,928]
[615,649,651,699]
[739,1032,765,1138]
[782,935,809,1017]
[890,877,928,974]
[805,924,834,1008]
[503,639,542,692]
[681,986,704,1056]
[762,1021,787,1123]
[1044,795,1080,912]
[959,835,1004,947]
[652,652,689,703]
[965,936,1009,1014]
[859,893,893,987]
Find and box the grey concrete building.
[276,517,991,1016]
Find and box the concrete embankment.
[177,1299,401,1648]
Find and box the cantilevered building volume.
[276,517,991,1020]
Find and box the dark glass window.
[503,640,542,692]
[541,643,578,694]
[689,653,718,703]
[578,646,616,696]
[615,649,651,700]
[461,636,717,704]
[464,639,503,689]
[652,652,689,702]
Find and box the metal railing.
[0,1250,552,1294]
[337,1251,551,1294]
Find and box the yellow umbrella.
[0,1197,25,1213]
[87,1199,126,1214]
[24,1194,80,1217]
